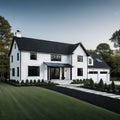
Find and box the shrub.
[21,80,24,86]
[30,80,33,85]
[98,79,104,90]
[111,81,115,92]
[89,79,94,89]
[25,79,29,86]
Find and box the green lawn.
[0,83,120,120]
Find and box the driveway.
[44,85,120,114]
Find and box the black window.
[100,71,107,74]
[89,58,92,64]
[30,52,37,60]
[14,44,16,49]
[77,68,83,76]
[28,66,40,76]
[51,54,61,61]
[17,53,19,61]
[77,55,83,62]
[17,67,19,77]
[12,68,15,76]
[11,56,13,63]
[89,71,98,74]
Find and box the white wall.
[10,41,20,80]
[88,68,110,83]
[72,45,88,80]
[21,51,71,81]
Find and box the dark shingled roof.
[9,37,89,56]
[88,52,110,69]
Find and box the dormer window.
[30,52,37,60]
[77,55,83,62]
[89,58,92,64]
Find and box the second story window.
[14,44,16,49]
[30,52,37,60]
[17,53,19,61]
[11,56,13,63]
[51,54,61,61]
[77,55,83,62]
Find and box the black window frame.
[17,67,19,77]
[77,55,83,62]
[89,71,98,74]
[51,54,61,61]
[100,71,107,74]
[28,66,40,76]
[12,68,15,76]
[30,52,37,60]
[17,53,19,61]
[11,56,13,63]
[77,68,83,76]
[89,58,92,64]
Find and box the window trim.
[17,67,19,77]
[77,55,83,62]
[77,68,83,76]
[17,53,19,61]
[28,66,40,76]
[12,68,15,76]
[11,56,13,63]
[51,54,61,61]
[30,52,37,60]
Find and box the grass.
[0,82,120,120]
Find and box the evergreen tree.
[0,16,13,80]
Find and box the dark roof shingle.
[9,37,89,56]
[88,52,110,69]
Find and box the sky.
[0,0,120,49]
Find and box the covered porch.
[44,62,72,80]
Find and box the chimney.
[15,30,21,37]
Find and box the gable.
[72,43,89,56]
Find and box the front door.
[50,67,60,79]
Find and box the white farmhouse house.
[9,33,110,83]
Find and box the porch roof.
[44,62,72,68]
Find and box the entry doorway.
[50,67,60,79]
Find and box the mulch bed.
[43,86,120,114]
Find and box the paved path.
[44,85,120,114]
[58,84,120,100]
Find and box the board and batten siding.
[10,41,20,80]
[20,51,72,81]
[72,45,88,80]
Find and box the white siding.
[72,45,88,79]
[10,41,20,80]
[20,52,71,81]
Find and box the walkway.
[58,84,120,100]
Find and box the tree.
[110,29,120,49]
[0,16,13,80]
[95,43,113,61]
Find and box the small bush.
[98,79,104,90]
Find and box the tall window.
[17,67,19,77]
[77,68,83,76]
[28,66,40,76]
[12,68,15,76]
[17,53,19,61]
[51,54,61,61]
[77,55,83,62]
[30,52,37,60]
[14,44,16,49]
[11,56,13,63]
